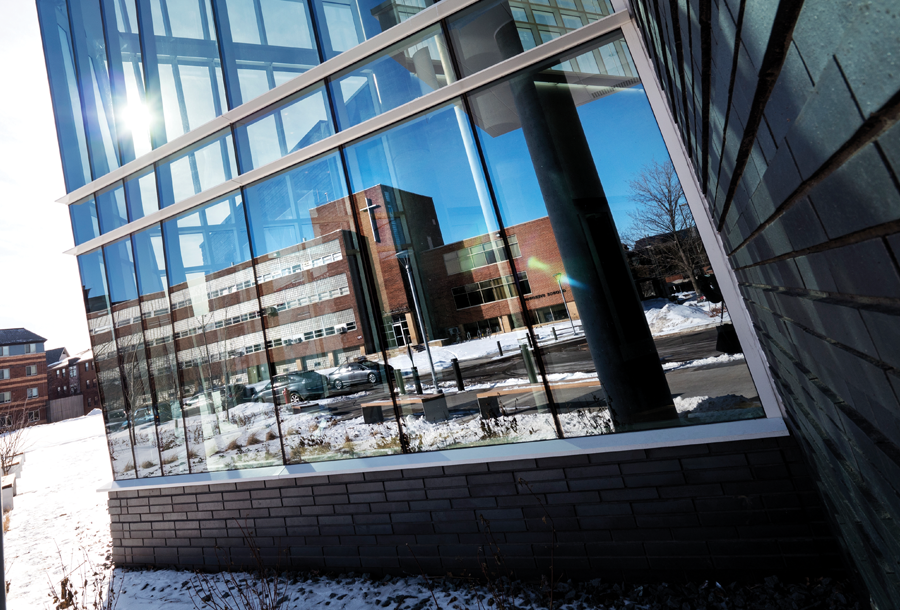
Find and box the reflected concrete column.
[495,23,677,426]
[414,47,498,231]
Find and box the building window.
[0,415,11,427]
[0,392,10,404]
[452,272,531,309]
[24,343,37,354]
[26,388,39,398]
[26,365,38,376]
[444,236,521,275]
[27,410,39,423]
[0,346,8,356]
[0,369,8,380]
[85,362,90,371]
[56,369,61,377]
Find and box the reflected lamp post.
[554,273,577,335]
[395,250,442,394]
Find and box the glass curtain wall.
[72,27,764,481]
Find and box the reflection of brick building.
[290,186,579,353]
[420,216,579,341]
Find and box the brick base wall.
[109,436,849,581]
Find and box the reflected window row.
[44,0,620,195]
[77,31,764,481]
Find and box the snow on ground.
[642,298,728,336]
[4,411,114,609]
[662,353,744,371]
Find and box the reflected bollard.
[497,341,503,357]
[552,327,558,341]
[394,369,406,395]
[451,358,464,391]
[411,367,423,394]
[520,344,539,384]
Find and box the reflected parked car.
[328,360,392,390]
[132,408,154,426]
[106,409,128,431]
[254,371,328,404]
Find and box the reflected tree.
[628,160,708,294]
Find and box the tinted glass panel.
[68,0,121,177]
[310,0,437,61]
[468,31,762,434]
[125,167,160,221]
[212,0,320,108]
[78,249,136,478]
[344,100,559,450]
[329,25,454,130]
[234,84,333,173]
[36,0,91,191]
[71,197,101,246]
[97,183,129,234]
[105,237,163,478]
[163,192,278,472]
[101,0,153,161]
[157,130,238,208]
[136,0,227,145]
[132,225,191,475]
[447,0,616,77]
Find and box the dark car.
[328,360,392,390]
[255,371,328,404]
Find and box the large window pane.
[163,192,279,473]
[344,101,560,450]
[329,25,455,130]
[212,0,320,108]
[78,249,137,479]
[234,84,333,172]
[105,237,163,478]
[101,0,153,161]
[447,0,617,78]
[310,0,437,61]
[97,183,129,234]
[467,31,762,434]
[125,167,160,221]
[68,0,122,178]
[245,152,400,462]
[157,130,238,208]
[136,0,227,146]
[36,0,91,191]
[132,225,191,475]
[71,197,100,246]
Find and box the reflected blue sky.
[476,85,671,234]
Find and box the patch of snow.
[642,298,728,336]
[662,353,745,371]
[674,394,753,413]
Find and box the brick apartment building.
[47,349,100,416]
[0,328,48,425]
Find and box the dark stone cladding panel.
[632,0,900,605]
[108,437,848,582]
